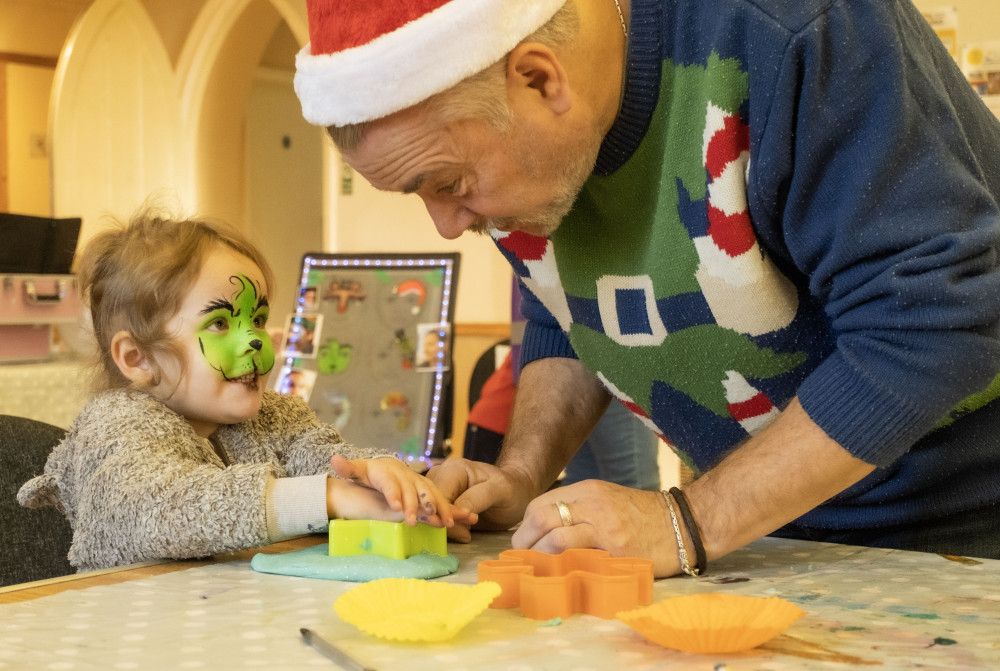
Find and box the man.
[294,0,1000,577]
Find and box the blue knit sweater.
[495,0,1000,529]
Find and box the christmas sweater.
[494,0,1000,529]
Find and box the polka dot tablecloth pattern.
[2,533,999,670]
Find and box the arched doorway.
[49,0,326,321]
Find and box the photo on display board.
[280,312,323,359]
[415,322,452,371]
[273,252,460,466]
[272,365,318,402]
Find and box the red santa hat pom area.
[294,0,567,126]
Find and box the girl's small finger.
[420,492,437,517]
[399,480,420,525]
[419,480,454,527]
[417,513,446,527]
[380,478,403,512]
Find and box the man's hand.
[511,398,877,579]
[428,357,612,541]
[512,480,680,577]
[426,458,536,541]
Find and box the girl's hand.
[329,455,477,528]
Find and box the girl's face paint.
[196,274,275,381]
[145,246,275,438]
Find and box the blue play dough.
[250,543,460,582]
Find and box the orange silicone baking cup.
[477,548,654,620]
[617,593,806,654]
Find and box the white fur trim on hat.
[295,0,568,126]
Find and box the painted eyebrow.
[256,296,269,310]
[199,298,235,316]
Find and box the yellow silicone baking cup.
[335,578,502,642]
[617,593,805,654]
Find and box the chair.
[463,339,510,464]
[0,415,74,586]
[468,339,510,408]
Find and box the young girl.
[18,210,471,572]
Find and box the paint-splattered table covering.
[1,532,997,670]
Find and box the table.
[1,533,998,670]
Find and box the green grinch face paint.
[197,274,275,381]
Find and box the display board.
[273,253,459,467]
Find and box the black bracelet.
[669,487,707,576]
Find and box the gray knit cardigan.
[18,388,391,571]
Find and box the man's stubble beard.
[468,119,604,239]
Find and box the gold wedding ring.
[555,500,573,527]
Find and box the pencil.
[300,628,376,671]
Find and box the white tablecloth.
[2,533,999,670]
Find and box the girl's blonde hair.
[79,208,275,393]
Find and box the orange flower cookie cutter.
[477,548,654,620]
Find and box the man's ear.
[506,43,572,115]
[110,331,154,386]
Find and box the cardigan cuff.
[264,473,330,541]
[519,321,577,369]
[796,352,940,468]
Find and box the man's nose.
[420,195,475,240]
[249,339,263,351]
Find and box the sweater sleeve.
[240,391,397,478]
[226,392,401,543]
[752,0,1000,466]
[514,277,578,370]
[49,393,286,571]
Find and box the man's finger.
[446,521,472,543]
[524,524,597,555]
[426,460,473,502]
[512,494,566,548]
[452,480,502,519]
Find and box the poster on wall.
[273,252,460,469]
[960,41,1000,119]
[961,42,1000,95]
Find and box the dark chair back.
[468,339,510,408]
[0,415,74,586]
[463,340,511,465]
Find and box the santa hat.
[294,0,567,126]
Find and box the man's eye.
[209,318,228,331]
[253,314,268,329]
[438,181,460,195]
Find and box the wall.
[913,0,1000,46]
[193,0,281,226]
[4,63,53,215]
[246,65,324,321]
[0,0,85,57]
[0,0,80,215]
[138,0,204,67]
